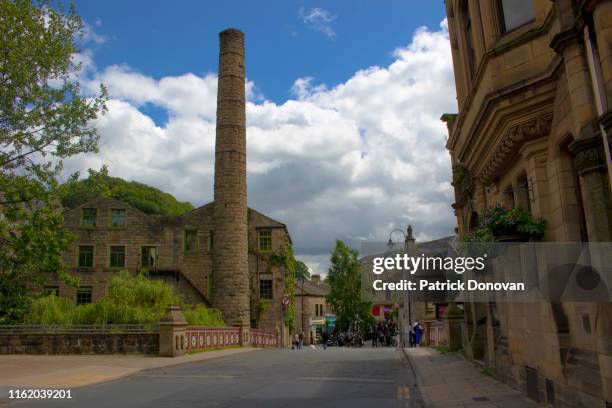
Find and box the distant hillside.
[61,167,194,216]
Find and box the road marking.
[396,385,411,400]
[297,377,394,384]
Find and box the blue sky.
[67,2,457,274]
[75,1,446,107]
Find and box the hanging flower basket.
[462,205,547,243]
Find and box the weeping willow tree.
[24,271,224,326]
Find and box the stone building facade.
[45,196,291,333]
[294,275,331,344]
[443,1,612,406]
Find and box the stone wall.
[53,196,209,304]
[0,333,159,355]
[248,210,290,332]
[179,203,215,299]
[47,197,289,333]
[0,326,279,355]
[57,197,179,303]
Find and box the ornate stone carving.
[569,135,607,176]
[477,114,553,184]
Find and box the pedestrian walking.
[298,330,304,349]
[294,333,300,350]
[321,330,329,350]
[371,326,378,347]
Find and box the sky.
[65,1,458,275]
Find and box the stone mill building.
[45,29,292,338]
[443,0,612,406]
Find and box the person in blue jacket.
[414,321,424,347]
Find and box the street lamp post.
[301,278,305,343]
[387,225,415,347]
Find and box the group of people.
[331,330,363,347]
[369,319,399,347]
[291,329,367,349]
[291,319,425,350]
[408,320,425,347]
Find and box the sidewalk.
[0,347,260,389]
[403,347,535,408]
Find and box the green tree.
[61,166,194,216]
[325,240,373,331]
[0,0,107,323]
[295,260,310,281]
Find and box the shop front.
[309,316,326,344]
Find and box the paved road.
[5,347,423,408]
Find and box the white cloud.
[82,20,108,45]
[84,67,219,120]
[67,19,457,275]
[299,7,337,39]
[291,77,328,100]
[299,254,331,278]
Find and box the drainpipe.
[583,23,612,189]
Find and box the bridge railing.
[184,326,278,352]
[184,326,241,352]
[247,328,278,347]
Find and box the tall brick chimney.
[212,28,250,327]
